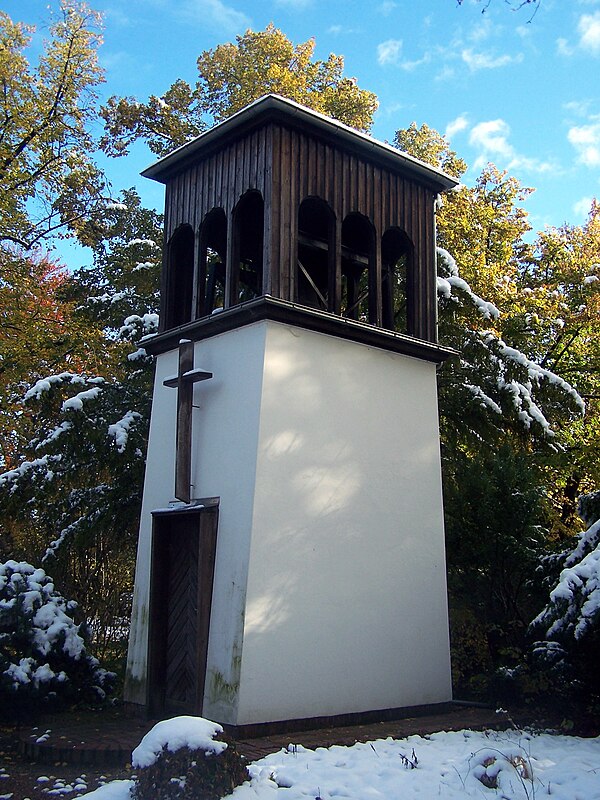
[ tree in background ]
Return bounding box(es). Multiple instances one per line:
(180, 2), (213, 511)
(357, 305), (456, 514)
(434, 234), (585, 693)
(394, 121), (596, 695)
(518, 205), (600, 532)
(1, 253), (81, 466)
(394, 122), (467, 180)
(0, 0), (116, 509)
(0, 340), (153, 664)
(528, 490), (600, 710)
(0, 5), (597, 701)
(100, 24), (378, 158)
(0, 1), (162, 668)
(0, 191), (162, 665)
(65, 189), (163, 335)
(0, 1), (107, 251)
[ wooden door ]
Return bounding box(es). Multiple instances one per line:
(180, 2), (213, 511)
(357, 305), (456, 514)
(148, 506), (218, 716)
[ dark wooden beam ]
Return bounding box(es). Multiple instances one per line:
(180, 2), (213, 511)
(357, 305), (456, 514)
(163, 340), (213, 504)
(298, 232), (370, 267)
(148, 296), (457, 364)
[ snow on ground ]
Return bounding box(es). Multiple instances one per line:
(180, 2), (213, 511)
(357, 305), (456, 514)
(79, 722), (600, 800)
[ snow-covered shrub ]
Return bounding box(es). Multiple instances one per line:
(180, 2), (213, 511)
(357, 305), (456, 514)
(0, 560), (115, 718)
(528, 490), (600, 703)
(470, 746), (532, 791)
(0, 367), (150, 671)
(132, 716), (248, 800)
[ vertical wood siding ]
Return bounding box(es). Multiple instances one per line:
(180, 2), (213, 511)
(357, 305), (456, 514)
(162, 120), (439, 343)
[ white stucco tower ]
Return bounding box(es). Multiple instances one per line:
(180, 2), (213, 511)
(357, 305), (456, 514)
(125, 95), (457, 732)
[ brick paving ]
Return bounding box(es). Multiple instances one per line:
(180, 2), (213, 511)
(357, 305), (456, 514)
(16, 709), (157, 767)
(16, 704), (523, 767)
(235, 705), (526, 761)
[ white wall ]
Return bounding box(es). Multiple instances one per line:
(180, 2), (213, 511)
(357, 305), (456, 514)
(185, 324), (268, 723)
(126, 320), (452, 724)
(236, 323), (452, 723)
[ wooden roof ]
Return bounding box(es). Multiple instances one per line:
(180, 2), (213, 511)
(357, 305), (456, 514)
(141, 94), (458, 193)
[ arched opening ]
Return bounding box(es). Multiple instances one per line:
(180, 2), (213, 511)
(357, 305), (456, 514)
(198, 208), (227, 317)
(297, 197), (336, 311)
(381, 228), (413, 334)
(166, 224), (195, 329)
(231, 191), (264, 305)
(341, 213), (375, 323)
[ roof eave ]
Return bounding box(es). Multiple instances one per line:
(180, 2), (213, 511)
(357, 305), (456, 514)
(140, 94), (458, 192)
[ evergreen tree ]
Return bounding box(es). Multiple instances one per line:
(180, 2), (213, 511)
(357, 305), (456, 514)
(0, 7), (594, 697)
(0, 250), (107, 471)
(0, 190), (162, 659)
(396, 122), (591, 692)
(526, 491), (600, 706)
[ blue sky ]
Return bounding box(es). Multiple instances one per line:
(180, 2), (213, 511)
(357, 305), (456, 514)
(6, 0), (600, 266)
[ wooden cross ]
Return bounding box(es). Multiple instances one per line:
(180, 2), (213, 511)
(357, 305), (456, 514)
(163, 339), (212, 504)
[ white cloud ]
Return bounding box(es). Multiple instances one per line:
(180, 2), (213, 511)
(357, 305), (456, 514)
(461, 48), (523, 71)
(468, 118), (555, 174)
(104, 7), (132, 28)
(445, 115), (469, 140)
(378, 0), (397, 15)
(559, 11), (600, 57)
(377, 100), (405, 120)
(435, 64), (456, 82)
(469, 119), (514, 162)
(578, 11), (600, 54)
(568, 118), (600, 166)
(180, 0), (250, 34)
(399, 51), (432, 72)
(328, 24), (360, 36)
(100, 50), (133, 72)
(557, 37), (574, 56)
(468, 17), (493, 43)
(275, 0), (313, 7)
(564, 99), (593, 117)
(573, 196), (595, 218)
(377, 39), (402, 66)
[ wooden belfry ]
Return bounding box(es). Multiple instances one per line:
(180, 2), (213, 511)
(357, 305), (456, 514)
(125, 95), (457, 731)
(148, 94), (455, 351)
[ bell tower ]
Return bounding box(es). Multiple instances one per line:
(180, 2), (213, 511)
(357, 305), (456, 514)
(125, 95), (458, 731)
